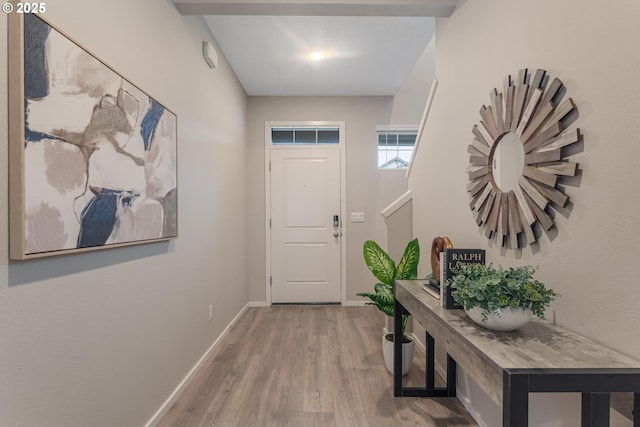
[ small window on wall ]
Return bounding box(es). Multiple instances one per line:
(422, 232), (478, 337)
(378, 128), (417, 169)
(272, 126), (340, 145)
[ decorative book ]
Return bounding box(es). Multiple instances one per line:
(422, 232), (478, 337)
(441, 248), (486, 309)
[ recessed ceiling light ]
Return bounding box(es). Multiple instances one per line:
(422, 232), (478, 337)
(309, 52), (326, 61)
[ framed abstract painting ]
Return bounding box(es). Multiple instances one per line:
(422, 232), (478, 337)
(8, 13), (178, 259)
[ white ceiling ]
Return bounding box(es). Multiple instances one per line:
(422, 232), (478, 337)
(203, 15), (435, 96)
(173, 0), (458, 17)
(172, 1), (457, 96)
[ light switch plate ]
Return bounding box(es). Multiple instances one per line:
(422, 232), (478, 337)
(351, 212), (365, 223)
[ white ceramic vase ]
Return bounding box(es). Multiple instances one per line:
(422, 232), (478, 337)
(382, 333), (415, 376)
(465, 306), (533, 332)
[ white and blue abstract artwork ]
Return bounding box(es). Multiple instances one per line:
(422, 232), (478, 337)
(9, 14), (177, 259)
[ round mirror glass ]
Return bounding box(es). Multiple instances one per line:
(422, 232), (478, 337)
(491, 132), (525, 192)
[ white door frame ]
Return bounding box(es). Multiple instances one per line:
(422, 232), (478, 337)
(264, 121), (347, 306)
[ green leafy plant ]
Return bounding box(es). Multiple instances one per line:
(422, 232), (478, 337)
(357, 239), (419, 340)
(448, 263), (558, 320)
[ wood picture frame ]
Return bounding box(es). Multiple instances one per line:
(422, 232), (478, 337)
(8, 13), (178, 260)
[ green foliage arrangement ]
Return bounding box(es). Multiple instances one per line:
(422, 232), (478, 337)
(357, 239), (419, 338)
(448, 263), (558, 320)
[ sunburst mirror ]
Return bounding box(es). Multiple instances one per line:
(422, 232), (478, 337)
(467, 68), (582, 248)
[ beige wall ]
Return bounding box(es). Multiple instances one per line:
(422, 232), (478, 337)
(390, 35), (436, 126)
(0, 2), (248, 426)
(247, 96), (410, 302)
(409, 0), (640, 424)
(385, 200), (414, 263)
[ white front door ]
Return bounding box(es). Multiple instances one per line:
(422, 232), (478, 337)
(270, 147), (342, 303)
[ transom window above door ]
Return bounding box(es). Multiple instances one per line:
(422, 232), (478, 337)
(271, 126), (340, 145)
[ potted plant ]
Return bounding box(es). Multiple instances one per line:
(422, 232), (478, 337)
(357, 238), (419, 375)
(449, 263), (559, 331)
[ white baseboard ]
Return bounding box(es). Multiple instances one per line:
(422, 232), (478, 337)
(247, 301), (267, 307)
(144, 302), (252, 427)
(411, 331), (425, 351)
(456, 390), (489, 427)
(343, 300), (368, 306)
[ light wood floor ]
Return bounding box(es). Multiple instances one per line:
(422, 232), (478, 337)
(157, 305), (477, 427)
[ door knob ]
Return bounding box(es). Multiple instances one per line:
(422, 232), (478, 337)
(333, 231), (340, 238)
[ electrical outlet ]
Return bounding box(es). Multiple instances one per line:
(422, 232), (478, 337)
(208, 304), (213, 321)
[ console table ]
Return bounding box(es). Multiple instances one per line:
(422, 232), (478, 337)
(394, 280), (640, 427)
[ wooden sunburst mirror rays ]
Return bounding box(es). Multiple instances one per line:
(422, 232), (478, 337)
(467, 68), (581, 248)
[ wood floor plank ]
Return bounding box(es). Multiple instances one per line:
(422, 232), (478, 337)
(157, 306), (477, 427)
